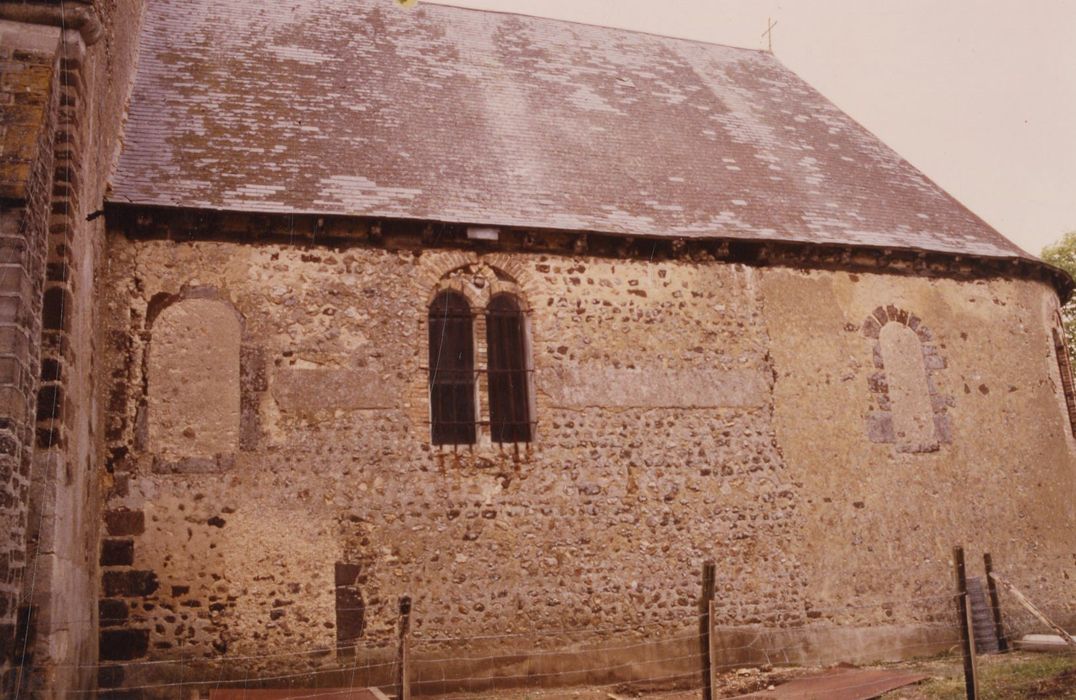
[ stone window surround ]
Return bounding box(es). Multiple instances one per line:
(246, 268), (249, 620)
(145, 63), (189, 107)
(141, 285), (265, 473)
(861, 304), (953, 452)
(423, 263), (537, 450)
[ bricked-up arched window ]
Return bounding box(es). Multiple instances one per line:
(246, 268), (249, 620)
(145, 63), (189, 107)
(486, 294), (532, 443)
(1052, 326), (1076, 437)
(428, 291), (476, 445)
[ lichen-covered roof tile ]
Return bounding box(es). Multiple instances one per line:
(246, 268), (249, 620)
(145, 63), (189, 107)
(110, 0), (1030, 260)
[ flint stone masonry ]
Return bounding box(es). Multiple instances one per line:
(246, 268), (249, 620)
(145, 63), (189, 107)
(0, 19), (60, 696)
(95, 233), (1076, 693)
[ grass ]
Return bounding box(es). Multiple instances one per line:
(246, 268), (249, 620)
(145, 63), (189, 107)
(890, 652), (1076, 699)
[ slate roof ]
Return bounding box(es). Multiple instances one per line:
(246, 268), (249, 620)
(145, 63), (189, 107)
(110, 0), (1031, 261)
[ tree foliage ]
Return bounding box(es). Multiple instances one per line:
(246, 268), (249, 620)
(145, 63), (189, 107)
(1041, 231), (1076, 363)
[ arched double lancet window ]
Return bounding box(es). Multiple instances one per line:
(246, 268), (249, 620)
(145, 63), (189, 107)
(428, 291), (476, 445)
(486, 294), (532, 443)
(426, 263), (535, 446)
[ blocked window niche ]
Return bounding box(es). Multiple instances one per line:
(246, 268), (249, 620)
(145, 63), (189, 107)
(148, 296), (241, 471)
(862, 305), (952, 453)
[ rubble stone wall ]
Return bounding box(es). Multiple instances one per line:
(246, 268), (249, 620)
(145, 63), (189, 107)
(0, 20), (61, 696)
(95, 231), (1076, 694)
(0, 1), (145, 696)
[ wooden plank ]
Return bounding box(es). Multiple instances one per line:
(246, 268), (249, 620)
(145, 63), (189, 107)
(983, 554), (1009, 652)
(211, 690), (383, 699)
(990, 572), (1076, 647)
(737, 668), (928, 699)
(397, 595), (412, 700)
(701, 560), (715, 700)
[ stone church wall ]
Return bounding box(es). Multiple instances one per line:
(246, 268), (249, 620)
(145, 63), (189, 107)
(763, 268), (1076, 625)
(94, 229), (1076, 693)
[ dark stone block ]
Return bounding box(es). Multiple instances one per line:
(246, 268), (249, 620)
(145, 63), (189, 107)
(0, 622), (14, 660)
(100, 539), (134, 567)
(36, 384), (62, 421)
(335, 585), (365, 646)
(97, 665), (125, 688)
(99, 628), (149, 660)
(36, 425), (64, 449)
(40, 358), (61, 382)
(99, 688), (145, 699)
(42, 286), (72, 332)
(241, 344), (268, 392)
(98, 599), (128, 627)
(103, 570), (158, 597)
(334, 562), (361, 587)
(104, 508), (144, 536)
(107, 383), (127, 412)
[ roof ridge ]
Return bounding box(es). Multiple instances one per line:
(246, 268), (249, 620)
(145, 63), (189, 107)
(421, 1), (770, 55)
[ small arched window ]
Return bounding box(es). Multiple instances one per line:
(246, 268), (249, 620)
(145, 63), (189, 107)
(486, 294), (532, 443)
(428, 291), (476, 445)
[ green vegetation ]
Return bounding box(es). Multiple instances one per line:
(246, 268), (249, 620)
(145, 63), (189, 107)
(907, 652), (1076, 699)
(1042, 232), (1076, 364)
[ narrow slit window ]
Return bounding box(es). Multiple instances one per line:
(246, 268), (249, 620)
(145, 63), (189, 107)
(486, 294), (532, 443)
(428, 291), (476, 445)
(1053, 327), (1076, 437)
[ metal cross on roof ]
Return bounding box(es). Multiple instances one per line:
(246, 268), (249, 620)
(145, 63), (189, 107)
(762, 17), (778, 52)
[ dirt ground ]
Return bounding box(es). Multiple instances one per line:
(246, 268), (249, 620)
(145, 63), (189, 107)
(433, 651), (1076, 699)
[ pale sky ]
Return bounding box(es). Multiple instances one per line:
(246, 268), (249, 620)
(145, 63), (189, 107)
(427, 0), (1076, 256)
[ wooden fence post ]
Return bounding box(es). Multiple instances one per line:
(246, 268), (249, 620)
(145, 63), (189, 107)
(701, 560), (715, 700)
(953, 547), (979, 700)
(397, 595), (412, 700)
(983, 553), (1008, 652)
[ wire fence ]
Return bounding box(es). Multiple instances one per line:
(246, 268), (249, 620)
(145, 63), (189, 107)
(9, 551), (1066, 698)
(70, 576), (974, 698)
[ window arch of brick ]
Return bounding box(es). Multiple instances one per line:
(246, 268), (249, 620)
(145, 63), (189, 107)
(486, 293), (533, 444)
(428, 290), (476, 445)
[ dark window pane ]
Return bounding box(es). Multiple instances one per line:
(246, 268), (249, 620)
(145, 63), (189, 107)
(487, 294), (532, 443)
(429, 291), (475, 445)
